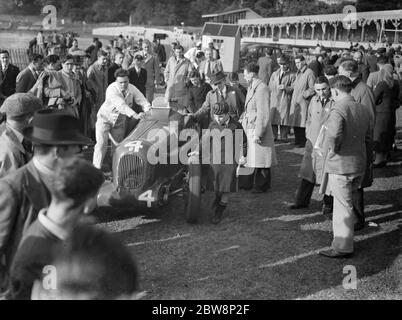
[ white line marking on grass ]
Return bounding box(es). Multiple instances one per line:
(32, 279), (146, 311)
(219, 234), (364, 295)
(367, 211), (402, 222)
(300, 221), (332, 232)
(257, 218), (402, 269)
(262, 205), (396, 223)
(299, 211), (402, 233)
(263, 212), (322, 222)
(195, 277), (211, 281)
(365, 204), (394, 212)
(258, 247), (333, 268)
(216, 245), (240, 252)
(126, 233), (191, 247)
(97, 216), (161, 233)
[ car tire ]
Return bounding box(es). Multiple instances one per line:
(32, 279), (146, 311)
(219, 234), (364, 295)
(185, 160), (201, 224)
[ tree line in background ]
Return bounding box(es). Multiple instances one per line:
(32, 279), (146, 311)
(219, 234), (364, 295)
(0, 0), (401, 26)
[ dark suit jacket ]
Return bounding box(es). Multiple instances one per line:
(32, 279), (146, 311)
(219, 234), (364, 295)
(0, 161), (50, 271)
(0, 64), (20, 99)
(357, 63), (370, 84)
(16, 67), (38, 93)
(308, 59), (324, 78)
(107, 63), (121, 86)
(128, 67), (147, 97)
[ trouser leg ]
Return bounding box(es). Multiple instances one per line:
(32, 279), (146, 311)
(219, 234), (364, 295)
(279, 125), (289, 140)
(295, 179), (315, 207)
(329, 174), (357, 253)
(253, 168), (271, 191)
(93, 120), (111, 169)
(220, 192), (229, 205)
(294, 127), (306, 146)
(146, 85), (154, 103)
(323, 194), (334, 210)
(272, 125), (278, 140)
(353, 188), (365, 226)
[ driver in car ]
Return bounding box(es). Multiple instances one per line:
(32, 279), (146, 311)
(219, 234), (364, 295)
(93, 68), (151, 170)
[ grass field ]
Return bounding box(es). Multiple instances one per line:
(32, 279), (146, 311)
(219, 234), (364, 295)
(94, 108), (402, 300)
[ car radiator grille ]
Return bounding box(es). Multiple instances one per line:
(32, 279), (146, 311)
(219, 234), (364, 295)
(118, 154), (145, 189)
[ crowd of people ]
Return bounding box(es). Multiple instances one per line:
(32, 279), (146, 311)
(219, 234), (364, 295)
(0, 34), (401, 298)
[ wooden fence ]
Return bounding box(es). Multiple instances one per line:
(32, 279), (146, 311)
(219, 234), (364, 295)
(8, 49), (30, 70)
(8, 45), (69, 70)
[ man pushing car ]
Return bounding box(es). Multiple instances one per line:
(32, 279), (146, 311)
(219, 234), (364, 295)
(93, 68), (151, 170)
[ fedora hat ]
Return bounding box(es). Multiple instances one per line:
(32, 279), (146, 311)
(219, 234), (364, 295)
(210, 71), (227, 85)
(23, 109), (93, 145)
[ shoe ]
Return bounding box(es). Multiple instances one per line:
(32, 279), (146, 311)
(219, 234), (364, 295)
(318, 249), (353, 259)
(211, 203), (226, 224)
(289, 204), (308, 210)
(354, 222), (365, 231)
(373, 161), (387, 168)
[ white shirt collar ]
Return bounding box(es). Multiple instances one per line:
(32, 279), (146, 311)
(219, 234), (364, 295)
(29, 63), (37, 74)
(219, 85), (227, 98)
(38, 209), (69, 241)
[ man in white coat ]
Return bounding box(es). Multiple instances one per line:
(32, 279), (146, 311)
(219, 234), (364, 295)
(164, 45), (193, 106)
(242, 62), (277, 193)
(289, 55), (316, 147)
(93, 69), (151, 170)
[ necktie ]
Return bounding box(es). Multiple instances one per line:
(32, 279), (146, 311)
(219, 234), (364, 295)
(279, 71), (283, 83)
(206, 62), (212, 77)
(22, 138), (33, 162)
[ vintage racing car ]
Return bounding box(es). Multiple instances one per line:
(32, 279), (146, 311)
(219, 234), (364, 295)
(97, 105), (202, 223)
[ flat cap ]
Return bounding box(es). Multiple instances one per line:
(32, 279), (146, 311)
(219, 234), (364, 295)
(0, 93), (43, 119)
